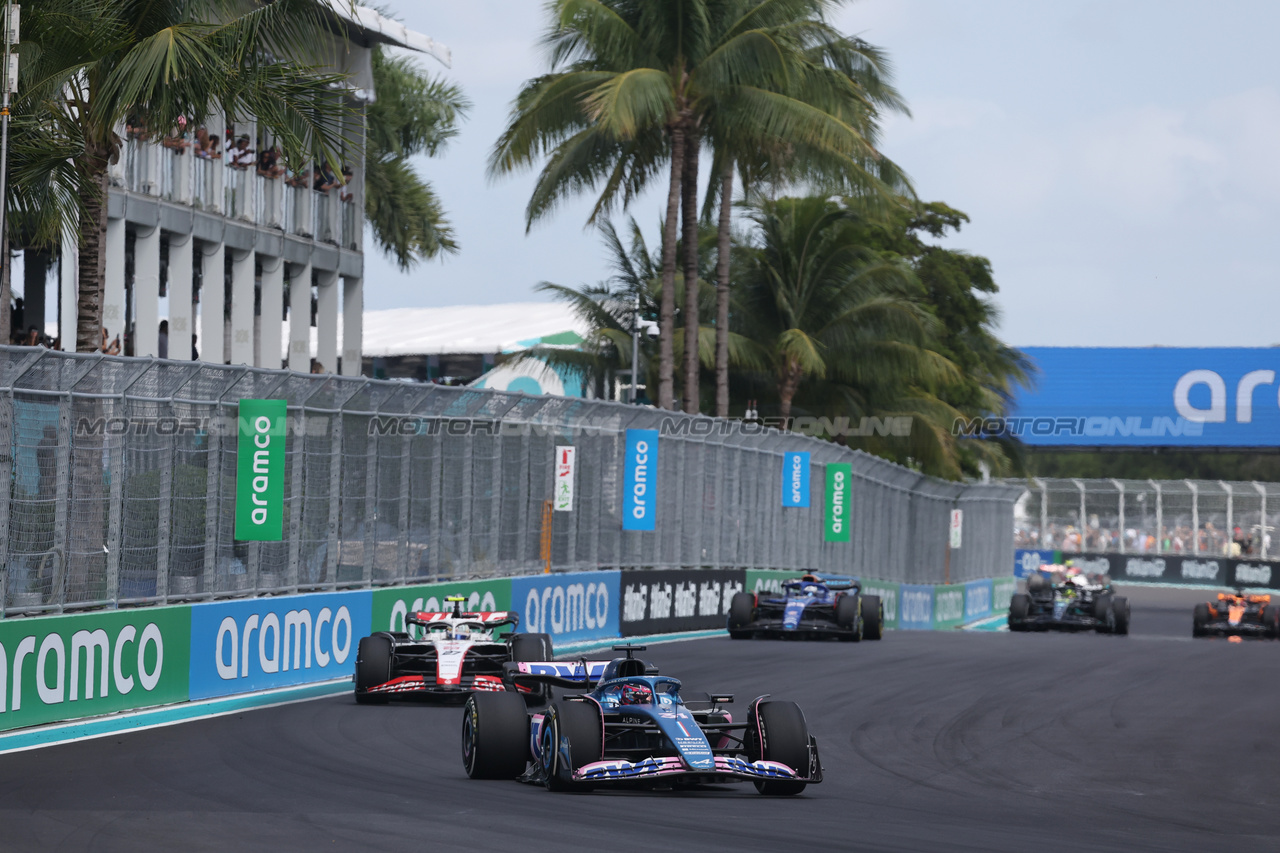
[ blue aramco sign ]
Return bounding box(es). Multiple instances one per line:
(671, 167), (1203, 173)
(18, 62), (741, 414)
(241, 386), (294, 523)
(781, 452), (810, 507)
(998, 348), (1280, 447)
(623, 429), (659, 531)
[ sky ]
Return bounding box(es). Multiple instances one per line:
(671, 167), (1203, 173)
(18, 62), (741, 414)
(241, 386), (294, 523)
(366, 0), (1280, 347)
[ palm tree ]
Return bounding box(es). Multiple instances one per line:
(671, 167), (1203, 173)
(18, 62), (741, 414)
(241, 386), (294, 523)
(492, 0), (889, 411)
(13, 0), (354, 352)
(364, 45), (470, 268)
(519, 216), (754, 401)
(703, 21), (912, 416)
(734, 195), (957, 420)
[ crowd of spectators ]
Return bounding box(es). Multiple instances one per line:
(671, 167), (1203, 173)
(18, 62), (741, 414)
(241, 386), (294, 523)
(1016, 520), (1275, 556)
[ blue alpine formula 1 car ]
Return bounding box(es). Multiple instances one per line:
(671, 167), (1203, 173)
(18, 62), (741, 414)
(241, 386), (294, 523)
(461, 646), (823, 795)
(726, 574), (883, 640)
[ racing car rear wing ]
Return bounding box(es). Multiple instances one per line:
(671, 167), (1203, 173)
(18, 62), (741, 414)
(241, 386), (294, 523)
(407, 610), (519, 628)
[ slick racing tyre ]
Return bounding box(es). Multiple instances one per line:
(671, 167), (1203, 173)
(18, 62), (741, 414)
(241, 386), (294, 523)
(540, 701), (602, 792)
(1008, 593), (1031, 632)
(861, 595), (883, 641)
(354, 634), (393, 704)
(1093, 594), (1114, 633)
(728, 592), (756, 640)
(748, 700), (810, 796)
(1110, 596), (1130, 636)
(1264, 605), (1280, 639)
(510, 632), (555, 705)
(1192, 602), (1210, 638)
(836, 593), (863, 642)
(462, 692), (531, 779)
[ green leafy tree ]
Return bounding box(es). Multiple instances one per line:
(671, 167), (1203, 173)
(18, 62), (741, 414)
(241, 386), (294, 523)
(364, 46), (469, 268)
(11, 0), (354, 352)
(492, 0), (894, 412)
(733, 195), (981, 476)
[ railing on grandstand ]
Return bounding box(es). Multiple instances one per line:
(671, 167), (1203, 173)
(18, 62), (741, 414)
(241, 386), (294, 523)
(0, 347), (1019, 617)
(1007, 477), (1280, 559)
(340, 198), (358, 250)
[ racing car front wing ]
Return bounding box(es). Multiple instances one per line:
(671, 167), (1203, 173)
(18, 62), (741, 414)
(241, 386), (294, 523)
(570, 741), (823, 785)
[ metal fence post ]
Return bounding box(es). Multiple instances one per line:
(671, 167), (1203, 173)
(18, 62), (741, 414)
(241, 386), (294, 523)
(286, 408), (305, 593)
(1186, 480), (1199, 555)
(1254, 481), (1267, 559)
(1150, 480), (1163, 553)
(363, 414), (378, 586)
(325, 413), (342, 585)
(1220, 481), (1233, 551)
(1109, 479), (1125, 554)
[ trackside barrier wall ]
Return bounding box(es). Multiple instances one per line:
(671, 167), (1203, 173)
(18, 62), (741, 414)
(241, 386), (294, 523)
(1, 567), (1019, 734)
(0, 346), (1019, 618)
(743, 569), (1014, 631)
(1015, 548), (1280, 589)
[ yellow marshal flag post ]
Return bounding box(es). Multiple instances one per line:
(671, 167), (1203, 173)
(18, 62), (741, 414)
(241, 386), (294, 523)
(235, 399), (286, 541)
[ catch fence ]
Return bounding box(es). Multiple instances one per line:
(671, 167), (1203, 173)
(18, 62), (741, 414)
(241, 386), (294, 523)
(0, 347), (1019, 616)
(1010, 478), (1280, 559)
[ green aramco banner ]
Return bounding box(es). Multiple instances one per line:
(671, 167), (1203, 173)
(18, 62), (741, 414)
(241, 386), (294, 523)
(235, 399), (286, 541)
(825, 463), (851, 543)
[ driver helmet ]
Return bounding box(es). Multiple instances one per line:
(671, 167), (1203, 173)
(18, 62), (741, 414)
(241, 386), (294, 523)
(801, 573), (818, 582)
(619, 683), (653, 705)
(449, 624), (471, 641)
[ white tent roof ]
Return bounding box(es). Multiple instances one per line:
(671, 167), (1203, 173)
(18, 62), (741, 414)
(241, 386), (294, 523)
(360, 302), (590, 357)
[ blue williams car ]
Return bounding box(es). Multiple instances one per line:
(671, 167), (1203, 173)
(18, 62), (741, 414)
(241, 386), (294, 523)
(461, 646), (823, 795)
(726, 574), (883, 641)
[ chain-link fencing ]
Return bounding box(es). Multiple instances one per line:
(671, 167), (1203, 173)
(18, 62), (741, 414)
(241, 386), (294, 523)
(1009, 477), (1280, 559)
(0, 347), (1020, 615)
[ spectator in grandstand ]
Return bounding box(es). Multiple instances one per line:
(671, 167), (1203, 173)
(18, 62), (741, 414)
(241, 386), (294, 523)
(229, 135), (255, 169)
(257, 145), (284, 179)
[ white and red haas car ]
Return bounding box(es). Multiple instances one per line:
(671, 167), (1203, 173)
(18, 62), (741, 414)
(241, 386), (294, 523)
(354, 596), (553, 704)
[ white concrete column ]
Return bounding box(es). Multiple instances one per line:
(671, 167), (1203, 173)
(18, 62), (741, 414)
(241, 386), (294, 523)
(341, 275), (362, 376)
(199, 242), (225, 364)
(133, 226), (161, 356)
(166, 233), (194, 360)
(259, 255), (284, 369)
(315, 268), (338, 374)
(102, 218), (127, 347)
(59, 225), (78, 350)
(228, 249), (255, 366)
(288, 262), (311, 372)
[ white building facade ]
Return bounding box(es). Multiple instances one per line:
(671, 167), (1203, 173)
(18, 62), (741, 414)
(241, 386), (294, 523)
(43, 5), (447, 375)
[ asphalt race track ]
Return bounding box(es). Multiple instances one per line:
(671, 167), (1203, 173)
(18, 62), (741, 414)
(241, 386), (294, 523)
(4, 585), (1280, 852)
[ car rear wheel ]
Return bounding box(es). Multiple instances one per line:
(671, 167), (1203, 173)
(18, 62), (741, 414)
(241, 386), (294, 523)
(1192, 602), (1210, 637)
(354, 635), (393, 704)
(510, 633), (554, 705)
(748, 700), (810, 796)
(1008, 593), (1031, 631)
(1092, 594), (1114, 633)
(1263, 605), (1280, 639)
(836, 593), (862, 642)
(728, 592), (756, 640)
(541, 701), (602, 792)
(1111, 596), (1130, 635)
(462, 692), (531, 779)
(862, 594), (884, 641)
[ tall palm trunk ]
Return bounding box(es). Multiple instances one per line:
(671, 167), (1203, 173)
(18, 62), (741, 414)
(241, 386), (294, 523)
(658, 123), (685, 410)
(0, 233), (10, 345)
(76, 152), (111, 353)
(778, 359), (802, 427)
(681, 134), (700, 414)
(713, 159), (733, 418)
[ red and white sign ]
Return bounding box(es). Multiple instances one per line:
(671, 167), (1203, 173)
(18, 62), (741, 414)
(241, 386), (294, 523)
(554, 445), (576, 511)
(950, 509), (963, 549)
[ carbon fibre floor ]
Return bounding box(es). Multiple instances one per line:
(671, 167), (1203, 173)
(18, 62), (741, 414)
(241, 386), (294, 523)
(2, 585), (1277, 852)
